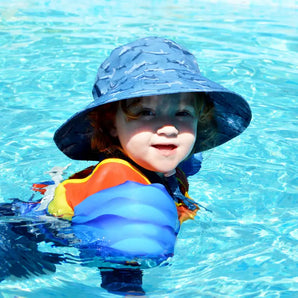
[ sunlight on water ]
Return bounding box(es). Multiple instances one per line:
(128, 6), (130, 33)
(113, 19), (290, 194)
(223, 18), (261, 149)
(0, 0), (297, 296)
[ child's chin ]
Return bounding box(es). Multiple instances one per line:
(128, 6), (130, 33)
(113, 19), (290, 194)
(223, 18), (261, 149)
(136, 159), (178, 175)
(154, 167), (177, 176)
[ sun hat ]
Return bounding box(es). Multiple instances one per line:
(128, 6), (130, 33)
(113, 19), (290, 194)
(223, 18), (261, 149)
(54, 36), (251, 161)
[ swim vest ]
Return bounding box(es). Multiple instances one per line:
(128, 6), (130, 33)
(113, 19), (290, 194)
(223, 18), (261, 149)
(47, 158), (198, 223)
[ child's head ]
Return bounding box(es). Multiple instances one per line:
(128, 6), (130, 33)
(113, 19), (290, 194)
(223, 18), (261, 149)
(54, 37), (251, 164)
(89, 92), (214, 175)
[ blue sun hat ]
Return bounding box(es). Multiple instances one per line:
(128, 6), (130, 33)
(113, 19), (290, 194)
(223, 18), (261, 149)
(54, 36), (251, 161)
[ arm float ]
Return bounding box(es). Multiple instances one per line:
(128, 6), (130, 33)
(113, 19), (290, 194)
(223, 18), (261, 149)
(71, 181), (180, 266)
(8, 181), (180, 267)
(44, 158), (179, 265)
(47, 158), (150, 220)
(24, 157), (200, 266)
(47, 158), (198, 223)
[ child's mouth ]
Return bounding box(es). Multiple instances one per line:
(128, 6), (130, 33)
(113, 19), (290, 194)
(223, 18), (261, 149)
(152, 144), (177, 152)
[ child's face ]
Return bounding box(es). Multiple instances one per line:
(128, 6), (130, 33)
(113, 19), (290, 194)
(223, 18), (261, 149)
(113, 93), (198, 176)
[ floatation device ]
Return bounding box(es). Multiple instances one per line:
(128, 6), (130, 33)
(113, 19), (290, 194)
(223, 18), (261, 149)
(10, 181), (179, 267)
(71, 181), (179, 266)
(32, 181), (55, 195)
(47, 158), (151, 220)
(28, 157), (200, 267)
(47, 158), (199, 223)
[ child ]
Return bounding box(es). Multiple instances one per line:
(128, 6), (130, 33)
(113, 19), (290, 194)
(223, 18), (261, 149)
(45, 36), (251, 294)
(2, 37), (251, 294)
(48, 36), (251, 223)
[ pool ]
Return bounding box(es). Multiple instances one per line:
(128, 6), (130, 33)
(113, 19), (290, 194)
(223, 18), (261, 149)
(0, 0), (297, 296)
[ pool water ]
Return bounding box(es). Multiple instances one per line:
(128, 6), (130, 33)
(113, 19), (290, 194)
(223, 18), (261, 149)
(0, 0), (297, 297)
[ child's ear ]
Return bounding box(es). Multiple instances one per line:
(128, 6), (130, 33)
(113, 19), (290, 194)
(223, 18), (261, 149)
(110, 126), (118, 137)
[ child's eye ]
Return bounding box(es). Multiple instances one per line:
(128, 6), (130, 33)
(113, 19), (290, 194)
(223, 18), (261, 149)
(176, 110), (194, 118)
(139, 109), (155, 117)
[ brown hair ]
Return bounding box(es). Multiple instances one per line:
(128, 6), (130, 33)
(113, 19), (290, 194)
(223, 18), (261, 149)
(89, 101), (121, 156)
(88, 93), (217, 157)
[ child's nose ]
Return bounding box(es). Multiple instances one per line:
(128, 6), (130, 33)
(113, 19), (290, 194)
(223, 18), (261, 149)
(156, 125), (178, 137)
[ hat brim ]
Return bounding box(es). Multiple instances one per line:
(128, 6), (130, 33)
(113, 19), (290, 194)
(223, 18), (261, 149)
(54, 71), (251, 161)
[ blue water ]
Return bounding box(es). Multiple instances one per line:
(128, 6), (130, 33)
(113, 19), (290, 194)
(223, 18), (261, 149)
(0, 0), (297, 297)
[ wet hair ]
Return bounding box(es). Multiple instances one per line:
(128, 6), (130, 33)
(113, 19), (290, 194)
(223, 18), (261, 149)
(88, 93), (217, 157)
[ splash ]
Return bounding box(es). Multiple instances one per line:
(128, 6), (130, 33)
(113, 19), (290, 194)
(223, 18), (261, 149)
(36, 164), (71, 211)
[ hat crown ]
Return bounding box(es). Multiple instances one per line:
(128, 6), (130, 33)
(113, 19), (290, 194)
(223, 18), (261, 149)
(92, 37), (200, 101)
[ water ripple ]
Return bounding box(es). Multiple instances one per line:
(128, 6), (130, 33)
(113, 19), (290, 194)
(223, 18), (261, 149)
(0, 0), (297, 296)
